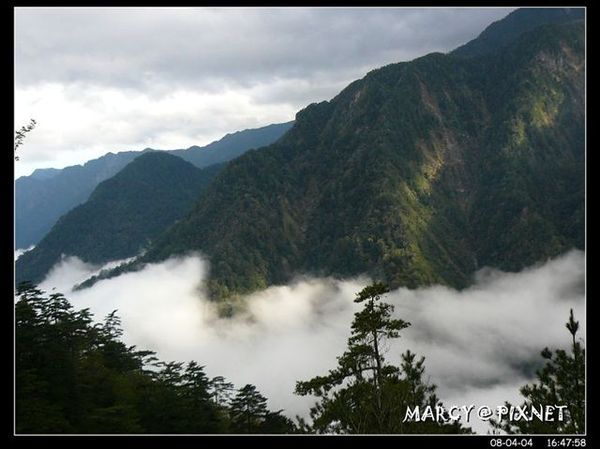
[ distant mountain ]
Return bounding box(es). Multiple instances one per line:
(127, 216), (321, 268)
(29, 168), (61, 180)
(16, 150), (145, 250)
(15, 121), (294, 249)
(89, 10), (584, 300)
(452, 7), (584, 58)
(172, 121), (294, 168)
(15, 152), (223, 285)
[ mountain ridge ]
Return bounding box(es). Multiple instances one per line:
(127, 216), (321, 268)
(16, 121), (293, 249)
(452, 7), (584, 58)
(15, 152), (225, 284)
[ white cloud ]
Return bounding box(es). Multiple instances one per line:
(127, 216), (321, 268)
(14, 82), (297, 177)
(37, 249), (585, 434)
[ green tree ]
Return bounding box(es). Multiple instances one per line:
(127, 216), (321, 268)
(229, 384), (269, 433)
(180, 362), (223, 432)
(229, 384), (295, 434)
(15, 284), (228, 434)
(491, 309), (585, 434)
(295, 282), (469, 434)
(208, 375), (235, 407)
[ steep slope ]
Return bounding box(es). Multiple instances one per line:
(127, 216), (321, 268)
(452, 7), (584, 58)
(15, 121), (293, 249)
(109, 17), (583, 300)
(16, 150), (143, 249)
(466, 22), (585, 270)
(15, 152), (223, 284)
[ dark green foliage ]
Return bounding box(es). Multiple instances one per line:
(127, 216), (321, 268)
(123, 16), (584, 300)
(15, 284), (295, 434)
(15, 153), (223, 285)
(295, 283), (469, 434)
(229, 384), (295, 434)
(452, 7), (584, 58)
(490, 309), (585, 434)
(15, 122), (293, 249)
(16, 150), (143, 250)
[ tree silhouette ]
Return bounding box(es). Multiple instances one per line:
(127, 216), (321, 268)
(491, 309), (585, 434)
(295, 282), (469, 434)
(15, 284), (294, 434)
(14, 118), (37, 161)
(229, 384), (269, 433)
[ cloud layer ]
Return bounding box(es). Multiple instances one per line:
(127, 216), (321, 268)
(16, 8), (515, 89)
(38, 249), (585, 433)
(14, 7), (514, 176)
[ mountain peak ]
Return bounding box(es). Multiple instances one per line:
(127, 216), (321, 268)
(452, 7), (584, 58)
(15, 153), (224, 285)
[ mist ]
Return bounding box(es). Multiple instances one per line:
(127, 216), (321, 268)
(36, 250), (585, 434)
(14, 245), (35, 260)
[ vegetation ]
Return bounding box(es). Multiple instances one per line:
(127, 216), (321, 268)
(452, 7), (583, 58)
(15, 282), (294, 434)
(295, 283), (470, 434)
(491, 309), (585, 434)
(15, 281), (584, 434)
(16, 150), (145, 250)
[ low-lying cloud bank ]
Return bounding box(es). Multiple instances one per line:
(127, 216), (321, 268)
(37, 250), (585, 434)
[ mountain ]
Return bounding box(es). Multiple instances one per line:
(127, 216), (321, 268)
(29, 168), (61, 180)
(81, 9), (583, 300)
(16, 150), (144, 250)
(452, 7), (584, 58)
(172, 121), (294, 168)
(15, 152), (223, 285)
(15, 121), (293, 249)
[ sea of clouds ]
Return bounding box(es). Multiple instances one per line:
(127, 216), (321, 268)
(30, 249), (585, 434)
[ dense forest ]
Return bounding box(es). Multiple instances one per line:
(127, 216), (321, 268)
(15, 282), (584, 434)
(15, 282), (295, 434)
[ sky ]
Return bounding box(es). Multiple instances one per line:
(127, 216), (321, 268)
(36, 249), (585, 434)
(14, 7), (515, 178)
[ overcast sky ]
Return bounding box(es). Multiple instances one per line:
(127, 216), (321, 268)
(14, 7), (515, 178)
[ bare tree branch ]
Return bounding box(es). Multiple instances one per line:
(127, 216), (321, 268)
(14, 118), (37, 161)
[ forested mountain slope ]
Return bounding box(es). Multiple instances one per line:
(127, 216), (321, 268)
(126, 18), (584, 299)
(16, 122), (293, 249)
(16, 152), (223, 284)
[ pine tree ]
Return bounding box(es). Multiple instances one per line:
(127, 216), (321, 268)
(295, 283), (468, 434)
(229, 384), (269, 433)
(208, 375), (235, 408)
(15, 284), (228, 434)
(491, 309), (585, 434)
